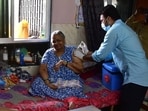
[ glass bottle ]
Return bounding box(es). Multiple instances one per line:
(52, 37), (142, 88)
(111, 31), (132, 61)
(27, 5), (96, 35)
(3, 46), (8, 63)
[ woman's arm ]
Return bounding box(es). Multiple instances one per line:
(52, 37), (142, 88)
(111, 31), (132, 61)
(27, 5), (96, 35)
(39, 64), (58, 90)
(39, 64), (49, 81)
(54, 54), (84, 74)
(65, 53), (84, 74)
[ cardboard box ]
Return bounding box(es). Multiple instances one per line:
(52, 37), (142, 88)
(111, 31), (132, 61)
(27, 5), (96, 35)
(102, 62), (123, 91)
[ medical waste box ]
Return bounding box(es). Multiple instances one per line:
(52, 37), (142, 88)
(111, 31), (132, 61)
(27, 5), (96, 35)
(102, 62), (123, 91)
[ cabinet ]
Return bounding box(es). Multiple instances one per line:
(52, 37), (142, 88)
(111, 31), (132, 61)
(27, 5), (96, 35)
(0, 0), (52, 68)
(0, 42), (49, 67)
(14, 65), (40, 76)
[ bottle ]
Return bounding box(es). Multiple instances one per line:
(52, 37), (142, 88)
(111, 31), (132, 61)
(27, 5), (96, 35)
(33, 53), (39, 64)
(3, 46), (8, 63)
(20, 52), (25, 66)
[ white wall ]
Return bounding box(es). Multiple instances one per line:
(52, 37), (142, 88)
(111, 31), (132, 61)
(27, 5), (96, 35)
(51, 0), (86, 46)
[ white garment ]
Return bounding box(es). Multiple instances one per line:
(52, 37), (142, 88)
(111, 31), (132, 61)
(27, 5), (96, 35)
(54, 78), (82, 88)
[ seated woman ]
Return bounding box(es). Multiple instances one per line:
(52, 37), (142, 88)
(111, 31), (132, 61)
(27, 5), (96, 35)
(29, 30), (87, 101)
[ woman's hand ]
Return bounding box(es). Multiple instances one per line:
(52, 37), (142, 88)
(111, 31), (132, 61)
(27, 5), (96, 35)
(45, 80), (58, 90)
(47, 83), (58, 90)
(54, 60), (67, 71)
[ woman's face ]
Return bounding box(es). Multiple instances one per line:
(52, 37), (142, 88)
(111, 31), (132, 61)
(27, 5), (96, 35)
(51, 34), (65, 50)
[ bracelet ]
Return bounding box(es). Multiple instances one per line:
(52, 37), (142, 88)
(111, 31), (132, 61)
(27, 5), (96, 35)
(65, 61), (68, 67)
(43, 79), (51, 84)
(43, 78), (49, 82)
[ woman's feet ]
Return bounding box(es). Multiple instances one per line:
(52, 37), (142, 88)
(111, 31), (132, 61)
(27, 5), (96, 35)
(0, 107), (18, 111)
(69, 101), (76, 110)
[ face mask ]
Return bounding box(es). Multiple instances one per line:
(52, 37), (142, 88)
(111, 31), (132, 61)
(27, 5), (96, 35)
(101, 22), (110, 31)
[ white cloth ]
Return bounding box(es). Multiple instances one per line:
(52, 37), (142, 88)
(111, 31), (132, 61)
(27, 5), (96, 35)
(54, 78), (82, 88)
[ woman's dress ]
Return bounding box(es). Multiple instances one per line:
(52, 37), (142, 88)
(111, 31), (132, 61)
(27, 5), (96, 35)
(29, 46), (86, 100)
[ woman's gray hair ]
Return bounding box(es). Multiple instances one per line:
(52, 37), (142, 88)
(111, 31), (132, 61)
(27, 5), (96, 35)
(51, 30), (65, 39)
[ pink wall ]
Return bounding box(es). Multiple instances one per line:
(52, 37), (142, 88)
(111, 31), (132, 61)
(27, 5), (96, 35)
(52, 0), (76, 24)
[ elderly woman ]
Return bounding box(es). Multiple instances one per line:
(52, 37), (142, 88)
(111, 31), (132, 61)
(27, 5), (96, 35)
(29, 30), (86, 100)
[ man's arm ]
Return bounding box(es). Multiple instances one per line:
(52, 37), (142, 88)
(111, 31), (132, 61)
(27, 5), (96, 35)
(83, 51), (95, 61)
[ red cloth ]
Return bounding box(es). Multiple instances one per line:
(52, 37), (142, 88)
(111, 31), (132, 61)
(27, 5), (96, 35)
(3, 100), (68, 111)
(80, 66), (101, 79)
(65, 89), (120, 109)
(3, 89), (120, 111)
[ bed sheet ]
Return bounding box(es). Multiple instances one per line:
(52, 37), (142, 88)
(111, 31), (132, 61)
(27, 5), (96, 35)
(0, 75), (120, 111)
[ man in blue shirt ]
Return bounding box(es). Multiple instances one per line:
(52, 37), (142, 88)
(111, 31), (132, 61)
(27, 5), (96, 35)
(82, 5), (148, 111)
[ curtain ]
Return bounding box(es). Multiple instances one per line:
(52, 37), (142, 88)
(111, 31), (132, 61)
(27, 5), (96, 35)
(19, 0), (44, 37)
(81, 0), (106, 51)
(116, 0), (137, 22)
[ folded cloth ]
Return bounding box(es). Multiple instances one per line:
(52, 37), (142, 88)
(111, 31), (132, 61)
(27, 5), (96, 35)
(54, 78), (82, 88)
(77, 41), (89, 55)
(74, 41), (89, 59)
(74, 41), (97, 67)
(73, 48), (85, 60)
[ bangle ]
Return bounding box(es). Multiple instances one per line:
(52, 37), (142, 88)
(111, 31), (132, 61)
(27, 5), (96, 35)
(44, 79), (51, 85)
(44, 79), (51, 84)
(43, 78), (49, 82)
(65, 61), (68, 67)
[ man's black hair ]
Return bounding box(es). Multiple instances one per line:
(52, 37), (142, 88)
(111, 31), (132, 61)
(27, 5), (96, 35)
(101, 5), (121, 20)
